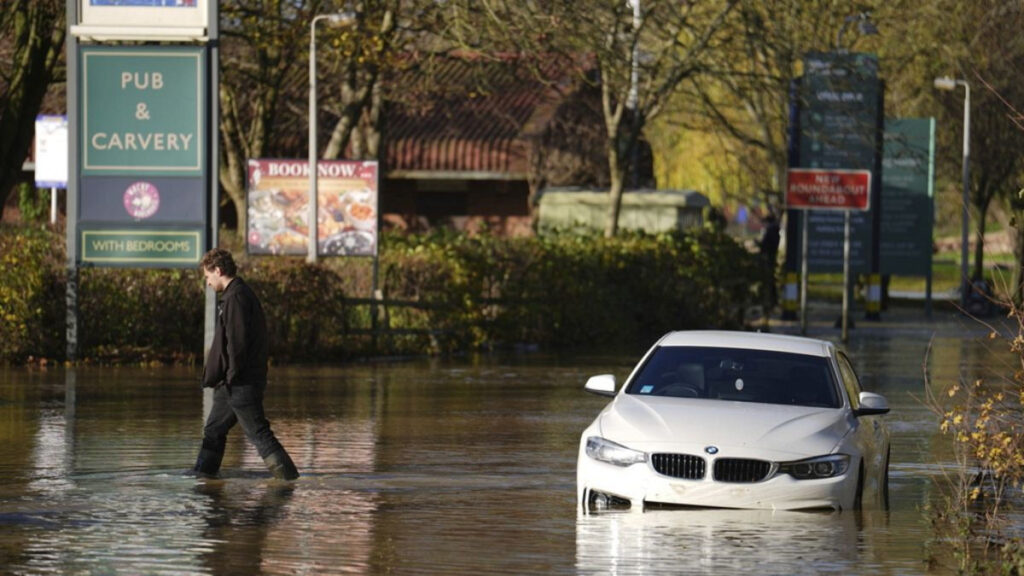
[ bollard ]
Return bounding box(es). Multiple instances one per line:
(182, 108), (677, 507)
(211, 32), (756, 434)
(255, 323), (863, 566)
(782, 272), (799, 320)
(865, 273), (881, 320)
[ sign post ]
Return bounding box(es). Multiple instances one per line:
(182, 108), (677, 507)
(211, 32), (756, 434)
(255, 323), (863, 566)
(35, 115), (68, 223)
(788, 52), (883, 336)
(67, 0), (216, 360)
(787, 168), (872, 340)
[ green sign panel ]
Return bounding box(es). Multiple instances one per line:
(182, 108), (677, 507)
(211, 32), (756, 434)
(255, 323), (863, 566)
(880, 118), (935, 276)
(80, 46), (205, 176)
(81, 230), (202, 265)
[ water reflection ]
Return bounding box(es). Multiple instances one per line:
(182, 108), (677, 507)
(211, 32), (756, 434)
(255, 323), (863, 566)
(575, 509), (892, 575)
(195, 481), (296, 574)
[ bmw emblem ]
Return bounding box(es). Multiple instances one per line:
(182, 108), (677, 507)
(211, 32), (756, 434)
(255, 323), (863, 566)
(704, 446), (719, 455)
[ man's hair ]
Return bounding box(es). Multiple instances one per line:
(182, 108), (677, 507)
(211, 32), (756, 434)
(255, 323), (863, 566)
(200, 248), (237, 277)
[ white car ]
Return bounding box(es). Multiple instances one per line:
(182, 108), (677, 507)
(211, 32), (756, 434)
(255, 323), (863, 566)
(577, 331), (890, 513)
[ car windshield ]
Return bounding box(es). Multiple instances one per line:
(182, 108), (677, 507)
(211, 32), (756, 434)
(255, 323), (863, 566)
(625, 346), (841, 408)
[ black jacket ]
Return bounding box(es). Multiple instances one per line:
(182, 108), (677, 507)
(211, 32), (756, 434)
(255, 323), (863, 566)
(202, 277), (269, 387)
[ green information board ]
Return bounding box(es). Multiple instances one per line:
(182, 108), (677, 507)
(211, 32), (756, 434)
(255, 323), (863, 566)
(795, 52), (881, 273)
(880, 118), (935, 276)
(80, 46), (205, 176)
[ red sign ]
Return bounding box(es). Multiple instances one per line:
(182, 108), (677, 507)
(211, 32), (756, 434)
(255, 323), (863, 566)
(786, 169), (871, 211)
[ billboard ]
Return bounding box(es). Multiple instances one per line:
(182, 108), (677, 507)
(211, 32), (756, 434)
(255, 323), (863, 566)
(247, 159), (379, 257)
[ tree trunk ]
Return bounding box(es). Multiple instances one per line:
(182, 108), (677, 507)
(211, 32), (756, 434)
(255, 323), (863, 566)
(217, 85), (249, 241)
(604, 162), (626, 238)
(1015, 209), (1024, 306)
(0, 0), (66, 212)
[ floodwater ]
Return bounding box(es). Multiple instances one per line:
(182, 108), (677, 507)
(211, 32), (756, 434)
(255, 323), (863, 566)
(0, 316), (1012, 575)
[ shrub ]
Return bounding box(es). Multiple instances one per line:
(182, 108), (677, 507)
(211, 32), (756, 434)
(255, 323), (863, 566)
(0, 225), (65, 361)
(926, 304), (1024, 573)
(0, 225), (761, 363)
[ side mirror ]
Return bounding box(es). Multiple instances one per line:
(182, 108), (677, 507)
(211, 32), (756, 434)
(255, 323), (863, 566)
(584, 374), (617, 397)
(854, 391), (890, 416)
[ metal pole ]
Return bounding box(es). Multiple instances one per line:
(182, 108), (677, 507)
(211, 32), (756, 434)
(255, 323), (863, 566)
(960, 81), (971, 310)
(308, 15), (322, 265)
(65, 0), (79, 362)
(50, 187), (57, 224)
(628, 0), (641, 188)
(204, 0), (221, 424)
(841, 210), (851, 342)
(800, 210), (809, 335)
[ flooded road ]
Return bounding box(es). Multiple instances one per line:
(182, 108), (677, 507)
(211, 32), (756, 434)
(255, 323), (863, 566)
(0, 318), (1010, 575)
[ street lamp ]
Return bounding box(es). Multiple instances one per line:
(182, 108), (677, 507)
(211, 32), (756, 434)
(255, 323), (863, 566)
(309, 12), (356, 264)
(933, 76), (971, 309)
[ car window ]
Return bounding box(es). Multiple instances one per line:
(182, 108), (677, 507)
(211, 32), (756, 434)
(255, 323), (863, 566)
(836, 352), (862, 410)
(626, 346), (840, 408)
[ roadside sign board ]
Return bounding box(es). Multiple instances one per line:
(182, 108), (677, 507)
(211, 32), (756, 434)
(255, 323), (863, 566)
(74, 0), (208, 40)
(786, 169), (871, 211)
(791, 52), (882, 273)
(79, 229), (203, 264)
(880, 118), (935, 276)
(34, 115), (68, 188)
(80, 46), (204, 176)
(75, 45), (209, 268)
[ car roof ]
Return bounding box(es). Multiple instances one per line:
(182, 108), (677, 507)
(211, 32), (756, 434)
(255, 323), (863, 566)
(655, 330), (834, 358)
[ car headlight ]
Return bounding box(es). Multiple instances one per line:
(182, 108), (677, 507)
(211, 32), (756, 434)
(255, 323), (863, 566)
(778, 454), (850, 479)
(585, 436), (647, 467)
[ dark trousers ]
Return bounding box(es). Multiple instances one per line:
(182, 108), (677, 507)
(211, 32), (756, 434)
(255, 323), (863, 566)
(201, 382), (284, 460)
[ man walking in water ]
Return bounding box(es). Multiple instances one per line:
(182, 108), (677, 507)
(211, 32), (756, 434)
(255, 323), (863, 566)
(193, 248), (299, 480)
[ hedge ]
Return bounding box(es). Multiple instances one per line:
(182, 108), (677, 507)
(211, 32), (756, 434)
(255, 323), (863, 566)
(0, 225), (762, 364)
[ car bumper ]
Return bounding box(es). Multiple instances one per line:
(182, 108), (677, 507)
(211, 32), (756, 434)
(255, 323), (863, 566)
(577, 454), (857, 512)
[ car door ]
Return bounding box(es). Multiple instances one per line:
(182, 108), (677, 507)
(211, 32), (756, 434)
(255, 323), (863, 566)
(835, 352), (887, 488)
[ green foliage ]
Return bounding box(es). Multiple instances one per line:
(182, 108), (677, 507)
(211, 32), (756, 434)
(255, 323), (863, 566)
(0, 226), (761, 364)
(77, 267), (206, 363)
(926, 306), (1024, 572)
(17, 184), (48, 223)
(0, 225), (65, 361)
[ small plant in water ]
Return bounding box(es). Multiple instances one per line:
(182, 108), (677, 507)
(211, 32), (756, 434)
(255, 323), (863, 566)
(925, 300), (1024, 574)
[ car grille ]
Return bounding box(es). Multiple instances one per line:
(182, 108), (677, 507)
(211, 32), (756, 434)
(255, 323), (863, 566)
(650, 453), (706, 480)
(713, 458), (772, 483)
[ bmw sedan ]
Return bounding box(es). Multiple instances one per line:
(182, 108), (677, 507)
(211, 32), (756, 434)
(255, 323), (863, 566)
(577, 331), (890, 513)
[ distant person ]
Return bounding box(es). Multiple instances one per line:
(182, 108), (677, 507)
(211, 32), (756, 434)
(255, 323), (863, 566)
(758, 213), (781, 310)
(193, 248), (299, 480)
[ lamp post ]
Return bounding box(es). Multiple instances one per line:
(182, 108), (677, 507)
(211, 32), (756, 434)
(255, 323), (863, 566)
(933, 76), (970, 309)
(309, 12), (355, 264)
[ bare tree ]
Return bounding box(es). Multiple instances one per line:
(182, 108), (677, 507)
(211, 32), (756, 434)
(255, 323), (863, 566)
(218, 0), (330, 238)
(446, 0), (738, 237)
(910, 0), (1024, 284)
(677, 0), (873, 215)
